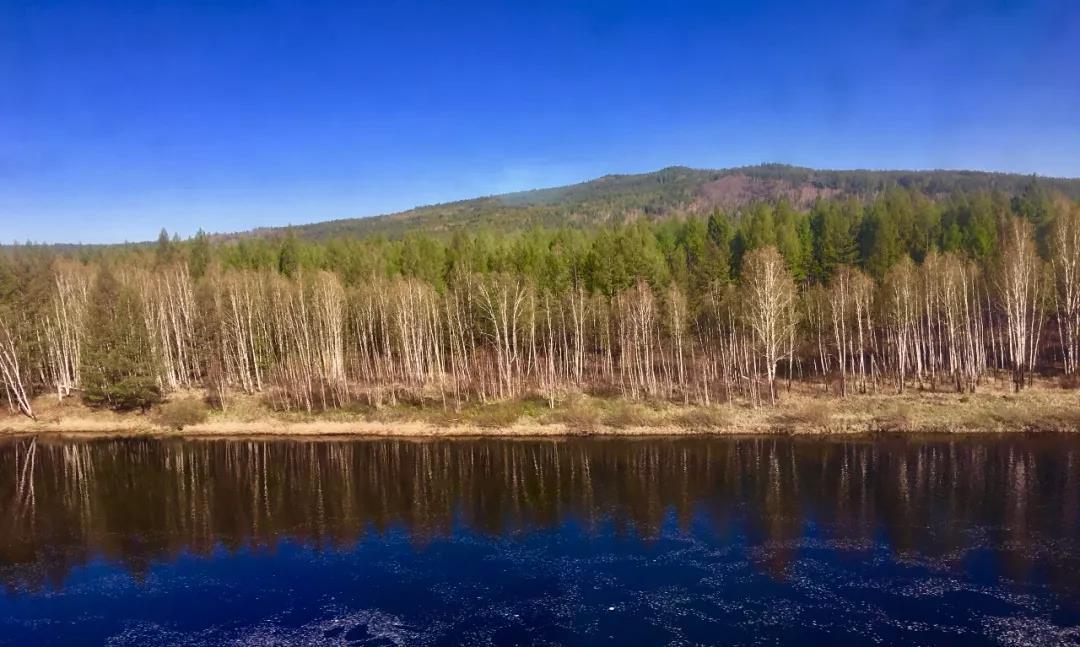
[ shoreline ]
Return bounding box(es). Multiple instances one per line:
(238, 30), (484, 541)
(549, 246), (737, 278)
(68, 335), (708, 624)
(1, 422), (1075, 441)
(3, 383), (1078, 439)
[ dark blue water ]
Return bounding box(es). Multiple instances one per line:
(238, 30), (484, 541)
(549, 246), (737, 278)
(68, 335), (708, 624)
(1, 435), (1079, 645)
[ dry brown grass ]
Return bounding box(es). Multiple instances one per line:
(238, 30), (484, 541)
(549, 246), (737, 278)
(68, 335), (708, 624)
(872, 403), (913, 431)
(156, 399), (209, 430)
(461, 401), (529, 428)
(773, 401), (834, 431)
(671, 406), (730, 431)
(1058, 372), (1080, 390)
(362, 403), (454, 426)
(601, 402), (663, 428)
(3, 380), (1078, 437)
(545, 400), (601, 433)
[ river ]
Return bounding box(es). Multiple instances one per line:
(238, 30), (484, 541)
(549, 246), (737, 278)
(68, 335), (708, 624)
(1, 434), (1078, 645)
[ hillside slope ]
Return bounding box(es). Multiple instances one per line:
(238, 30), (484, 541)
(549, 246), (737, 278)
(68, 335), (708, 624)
(245, 164), (1080, 241)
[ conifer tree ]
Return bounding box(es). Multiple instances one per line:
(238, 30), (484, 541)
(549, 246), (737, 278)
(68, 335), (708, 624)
(81, 267), (162, 411)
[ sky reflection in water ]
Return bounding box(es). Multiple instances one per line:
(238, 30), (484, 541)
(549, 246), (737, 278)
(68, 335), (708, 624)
(1, 435), (1078, 645)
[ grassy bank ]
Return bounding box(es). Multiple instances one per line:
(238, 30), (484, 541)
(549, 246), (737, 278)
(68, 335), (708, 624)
(2, 379), (1079, 438)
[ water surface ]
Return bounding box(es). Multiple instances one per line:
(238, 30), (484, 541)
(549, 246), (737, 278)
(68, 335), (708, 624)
(1, 434), (1079, 645)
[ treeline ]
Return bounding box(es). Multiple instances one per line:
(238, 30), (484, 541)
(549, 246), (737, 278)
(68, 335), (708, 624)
(244, 165), (1080, 240)
(1, 184), (1079, 419)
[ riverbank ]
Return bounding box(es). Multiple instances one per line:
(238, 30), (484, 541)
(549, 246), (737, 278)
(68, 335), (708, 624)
(2, 379), (1079, 437)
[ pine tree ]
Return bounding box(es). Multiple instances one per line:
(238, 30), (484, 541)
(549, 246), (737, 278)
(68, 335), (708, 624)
(861, 203), (903, 280)
(278, 230), (300, 278)
(155, 228), (175, 265)
(811, 199), (859, 281)
(775, 200), (808, 281)
(744, 203), (777, 251)
(189, 229), (211, 279)
(81, 267), (162, 411)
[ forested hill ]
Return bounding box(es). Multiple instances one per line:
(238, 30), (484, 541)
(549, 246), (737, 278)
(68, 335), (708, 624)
(3, 160), (1080, 421)
(245, 165), (1080, 241)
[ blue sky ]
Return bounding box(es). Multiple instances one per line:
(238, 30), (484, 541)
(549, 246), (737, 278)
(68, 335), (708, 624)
(2, 0), (1078, 243)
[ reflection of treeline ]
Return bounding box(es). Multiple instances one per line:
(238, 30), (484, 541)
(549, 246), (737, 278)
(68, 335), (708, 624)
(1, 437), (1077, 590)
(1, 183), (1080, 416)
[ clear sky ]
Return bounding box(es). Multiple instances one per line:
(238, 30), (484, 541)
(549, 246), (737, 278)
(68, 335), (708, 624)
(2, 0), (1078, 243)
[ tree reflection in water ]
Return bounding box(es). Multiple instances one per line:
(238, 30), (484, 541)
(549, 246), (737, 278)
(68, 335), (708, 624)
(0, 435), (1078, 596)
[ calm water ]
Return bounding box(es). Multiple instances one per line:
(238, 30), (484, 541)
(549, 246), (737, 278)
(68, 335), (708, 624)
(1, 435), (1079, 646)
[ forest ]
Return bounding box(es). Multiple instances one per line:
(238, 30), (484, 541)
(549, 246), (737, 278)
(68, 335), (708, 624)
(1, 180), (1079, 422)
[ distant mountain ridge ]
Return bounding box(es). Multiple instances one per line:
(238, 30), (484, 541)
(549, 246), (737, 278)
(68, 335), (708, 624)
(243, 164), (1080, 241)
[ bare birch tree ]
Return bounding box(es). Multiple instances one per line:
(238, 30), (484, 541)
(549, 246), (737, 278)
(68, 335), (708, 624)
(0, 310), (34, 419)
(741, 247), (798, 404)
(996, 218), (1044, 391)
(1051, 202), (1080, 375)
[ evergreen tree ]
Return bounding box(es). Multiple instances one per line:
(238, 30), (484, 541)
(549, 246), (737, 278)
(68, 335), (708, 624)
(278, 230), (300, 278)
(744, 203), (777, 250)
(81, 267), (162, 411)
(155, 228), (175, 265)
(965, 193), (999, 260)
(908, 190), (940, 261)
(810, 199), (859, 281)
(707, 209), (732, 249)
(399, 234), (447, 288)
(1012, 178), (1054, 256)
(699, 211), (733, 287)
(189, 229), (211, 279)
(775, 200), (808, 281)
(675, 218), (708, 291)
(861, 201), (903, 280)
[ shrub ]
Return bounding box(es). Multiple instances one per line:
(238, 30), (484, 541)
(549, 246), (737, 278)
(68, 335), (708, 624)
(158, 399), (209, 430)
(84, 376), (163, 412)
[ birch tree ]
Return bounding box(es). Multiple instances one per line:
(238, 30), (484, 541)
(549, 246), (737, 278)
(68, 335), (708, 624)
(996, 218), (1043, 391)
(0, 309), (34, 419)
(741, 247), (798, 404)
(43, 262), (91, 400)
(1051, 202), (1080, 375)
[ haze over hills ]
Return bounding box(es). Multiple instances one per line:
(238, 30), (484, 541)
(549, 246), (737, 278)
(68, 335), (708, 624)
(237, 164), (1080, 242)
